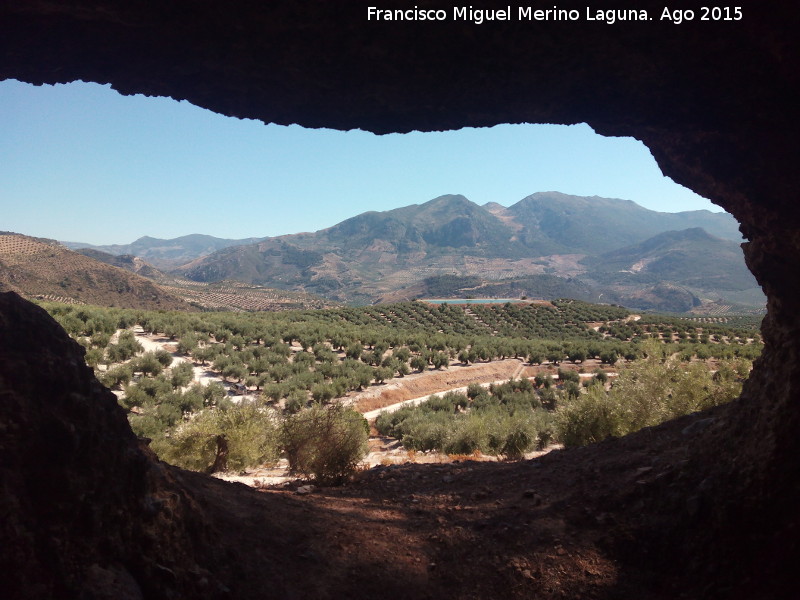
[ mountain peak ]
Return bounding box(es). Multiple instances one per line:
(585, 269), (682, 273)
(421, 194), (474, 208)
(654, 227), (717, 242)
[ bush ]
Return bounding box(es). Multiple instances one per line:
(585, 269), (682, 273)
(466, 382), (484, 399)
(375, 405), (417, 437)
(170, 361), (195, 389)
(131, 352), (164, 377)
(282, 404), (368, 484)
(397, 411), (452, 452)
(556, 349), (751, 447)
(557, 368), (580, 384)
(498, 411), (540, 459)
(101, 364), (132, 389)
(153, 348), (174, 367)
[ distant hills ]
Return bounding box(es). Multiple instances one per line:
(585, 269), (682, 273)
(1, 234), (333, 312)
(581, 228), (756, 290)
(501, 192), (742, 254)
(73, 248), (171, 281)
(57, 192), (764, 313)
(579, 227), (761, 311)
(63, 234), (263, 269)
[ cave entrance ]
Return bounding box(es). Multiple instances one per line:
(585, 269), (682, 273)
(0, 78), (765, 475)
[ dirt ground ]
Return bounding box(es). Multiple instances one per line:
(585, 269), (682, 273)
(179, 403), (753, 600)
(349, 357), (615, 415)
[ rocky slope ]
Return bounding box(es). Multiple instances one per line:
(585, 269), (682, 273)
(0, 292), (222, 599)
(73, 248), (171, 281)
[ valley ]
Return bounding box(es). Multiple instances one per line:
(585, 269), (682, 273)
(59, 192), (764, 313)
(3, 190), (765, 486)
(0, 191), (769, 591)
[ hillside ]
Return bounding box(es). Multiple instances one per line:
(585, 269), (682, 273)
(577, 228), (763, 311)
(0, 234), (190, 310)
(73, 248), (172, 281)
(583, 228), (756, 288)
(71, 247), (335, 311)
(172, 193), (757, 310)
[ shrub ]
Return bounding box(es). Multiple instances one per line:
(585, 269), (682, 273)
(101, 364), (132, 389)
(420, 394), (455, 413)
(466, 382), (484, 399)
(556, 351), (751, 447)
(131, 352), (164, 377)
(375, 405), (417, 437)
(498, 411), (540, 459)
(170, 361), (195, 389)
(154, 348), (174, 367)
(282, 404), (368, 484)
(557, 368), (580, 384)
(203, 381), (227, 407)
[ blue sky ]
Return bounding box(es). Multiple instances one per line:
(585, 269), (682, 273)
(0, 79), (721, 245)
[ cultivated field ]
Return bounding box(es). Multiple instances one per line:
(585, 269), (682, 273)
(39, 298), (762, 485)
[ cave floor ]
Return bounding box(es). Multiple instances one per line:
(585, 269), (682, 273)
(175, 407), (728, 600)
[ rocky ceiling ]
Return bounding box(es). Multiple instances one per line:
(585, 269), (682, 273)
(1, 0), (798, 596)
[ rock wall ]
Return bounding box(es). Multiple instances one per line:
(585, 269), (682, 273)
(0, 292), (224, 599)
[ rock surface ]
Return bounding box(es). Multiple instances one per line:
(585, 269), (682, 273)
(0, 292), (222, 599)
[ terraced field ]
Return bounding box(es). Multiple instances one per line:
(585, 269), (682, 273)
(160, 279), (336, 312)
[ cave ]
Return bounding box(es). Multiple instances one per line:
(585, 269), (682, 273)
(1, 1), (798, 598)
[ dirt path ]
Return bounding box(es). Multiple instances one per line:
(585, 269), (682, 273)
(349, 358), (527, 414)
(362, 377), (525, 421)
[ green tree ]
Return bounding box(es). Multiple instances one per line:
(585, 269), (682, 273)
(170, 361), (195, 389)
(101, 364), (133, 389)
(159, 402), (280, 473)
(281, 404), (368, 484)
(410, 355), (428, 372)
(154, 348), (174, 368)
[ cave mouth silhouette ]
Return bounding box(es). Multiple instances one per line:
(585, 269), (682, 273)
(0, 1), (797, 597)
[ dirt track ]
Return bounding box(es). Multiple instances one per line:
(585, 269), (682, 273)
(350, 358), (528, 414)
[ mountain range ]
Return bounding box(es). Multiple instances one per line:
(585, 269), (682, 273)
(63, 192), (764, 312)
